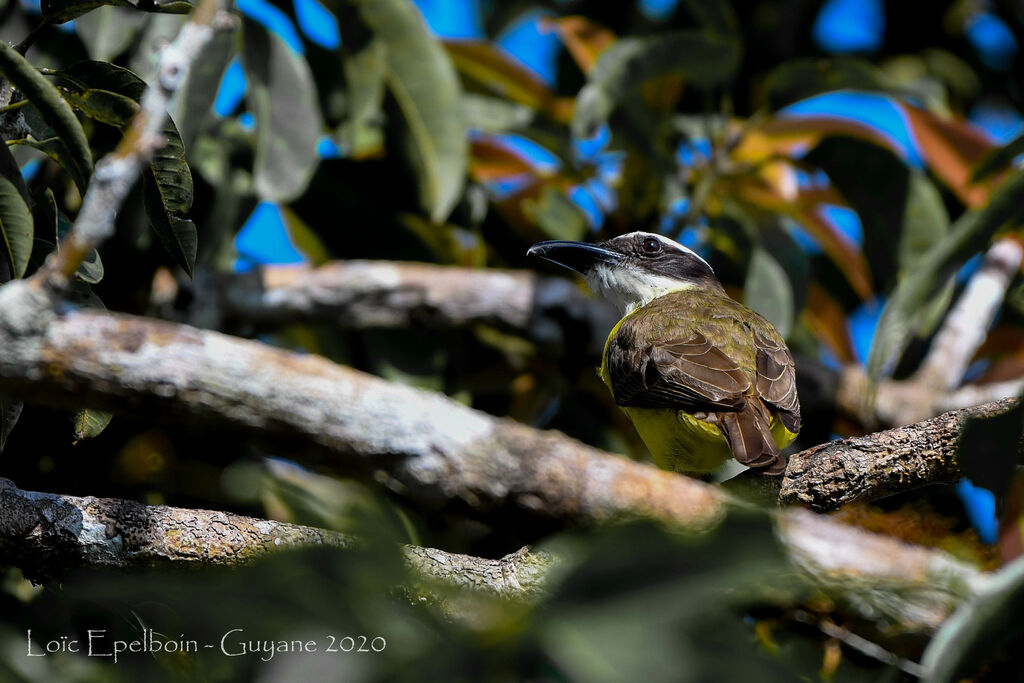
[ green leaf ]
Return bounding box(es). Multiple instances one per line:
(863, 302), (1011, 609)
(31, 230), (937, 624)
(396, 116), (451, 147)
(59, 86), (140, 126)
(171, 25), (236, 151)
(460, 93), (534, 133)
(336, 38), (387, 158)
(75, 5), (148, 61)
(243, 20), (322, 203)
(34, 187), (104, 283)
(868, 170), (1024, 380)
(744, 248), (794, 338)
(62, 59), (146, 100)
(0, 397), (22, 453)
(900, 172), (950, 274)
(144, 172), (197, 276)
(42, 0), (190, 23)
(805, 136), (948, 292)
(330, 0), (468, 223)
(762, 58), (888, 111)
(0, 42), (92, 191)
(71, 407), (113, 442)
(920, 557), (1024, 683)
(0, 175), (35, 279)
(572, 31), (741, 139)
(62, 61), (195, 272)
(972, 129), (1024, 183)
(522, 186), (588, 241)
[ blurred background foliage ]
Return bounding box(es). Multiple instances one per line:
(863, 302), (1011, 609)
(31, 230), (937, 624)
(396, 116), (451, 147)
(3, 0), (1024, 679)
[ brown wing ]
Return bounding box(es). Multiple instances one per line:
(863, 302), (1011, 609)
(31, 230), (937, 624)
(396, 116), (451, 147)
(607, 330), (750, 411)
(606, 309), (796, 476)
(753, 329), (801, 434)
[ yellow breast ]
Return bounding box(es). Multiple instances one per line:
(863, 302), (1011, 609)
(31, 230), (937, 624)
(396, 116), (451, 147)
(619, 406), (796, 473)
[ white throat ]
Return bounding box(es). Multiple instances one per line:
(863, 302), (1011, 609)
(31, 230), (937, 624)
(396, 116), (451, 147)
(585, 263), (693, 315)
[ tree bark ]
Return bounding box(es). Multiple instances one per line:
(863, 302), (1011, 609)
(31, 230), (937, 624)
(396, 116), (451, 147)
(0, 477), (985, 634)
(781, 397), (1018, 510)
(200, 261), (618, 356)
(0, 478), (552, 601)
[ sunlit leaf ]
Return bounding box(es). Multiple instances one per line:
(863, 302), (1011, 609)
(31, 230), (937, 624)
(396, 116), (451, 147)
(734, 116), (899, 163)
(0, 42), (92, 192)
(59, 87), (139, 125)
(921, 557), (1024, 683)
(337, 38), (387, 159)
(729, 175), (873, 300)
(71, 407), (113, 443)
(469, 137), (535, 181)
(327, 0), (466, 223)
(744, 248), (794, 337)
(460, 93), (534, 133)
(868, 170), (1024, 380)
(900, 103), (994, 207)
(445, 40), (573, 123)
(243, 20), (322, 204)
(540, 15), (616, 74)
(573, 31), (741, 139)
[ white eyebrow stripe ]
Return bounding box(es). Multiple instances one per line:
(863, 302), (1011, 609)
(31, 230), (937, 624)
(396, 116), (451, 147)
(619, 231), (714, 272)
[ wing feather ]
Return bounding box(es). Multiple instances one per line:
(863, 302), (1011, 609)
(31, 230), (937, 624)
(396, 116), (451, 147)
(608, 330), (749, 410)
(753, 330), (801, 434)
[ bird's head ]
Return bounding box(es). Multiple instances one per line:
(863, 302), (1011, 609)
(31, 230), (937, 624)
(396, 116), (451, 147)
(528, 232), (723, 314)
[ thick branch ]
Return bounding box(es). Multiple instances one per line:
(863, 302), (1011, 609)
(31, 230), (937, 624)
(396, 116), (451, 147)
(0, 290), (726, 529)
(0, 478), (551, 601)
(0, 477), (984, 634)
(196, 261), (617, 355)
(781, 397), (1018, 511)
(0, 293), (994, 631)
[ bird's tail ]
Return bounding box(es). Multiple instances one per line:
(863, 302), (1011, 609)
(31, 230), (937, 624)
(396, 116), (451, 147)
(715, 400), (786, 475)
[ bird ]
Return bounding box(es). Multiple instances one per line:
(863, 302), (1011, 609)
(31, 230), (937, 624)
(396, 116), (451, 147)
(527, 231), (800, 476)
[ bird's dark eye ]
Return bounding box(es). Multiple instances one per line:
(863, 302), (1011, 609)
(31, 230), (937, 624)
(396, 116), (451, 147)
(641, 237), (662, 256)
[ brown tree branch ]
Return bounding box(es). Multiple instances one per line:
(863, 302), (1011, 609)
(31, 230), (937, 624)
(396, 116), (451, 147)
(189, 261), (618, 355)
(0, 295), (726, 529)
(780, 397), (1019, 511)
(0, 478), (552, 602)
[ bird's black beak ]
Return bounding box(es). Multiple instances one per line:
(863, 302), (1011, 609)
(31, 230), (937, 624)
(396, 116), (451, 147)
(526, 240), (622, 275)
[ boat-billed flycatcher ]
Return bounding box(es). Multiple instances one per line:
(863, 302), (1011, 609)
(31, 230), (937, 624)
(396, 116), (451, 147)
(528, 232), (800, 476)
